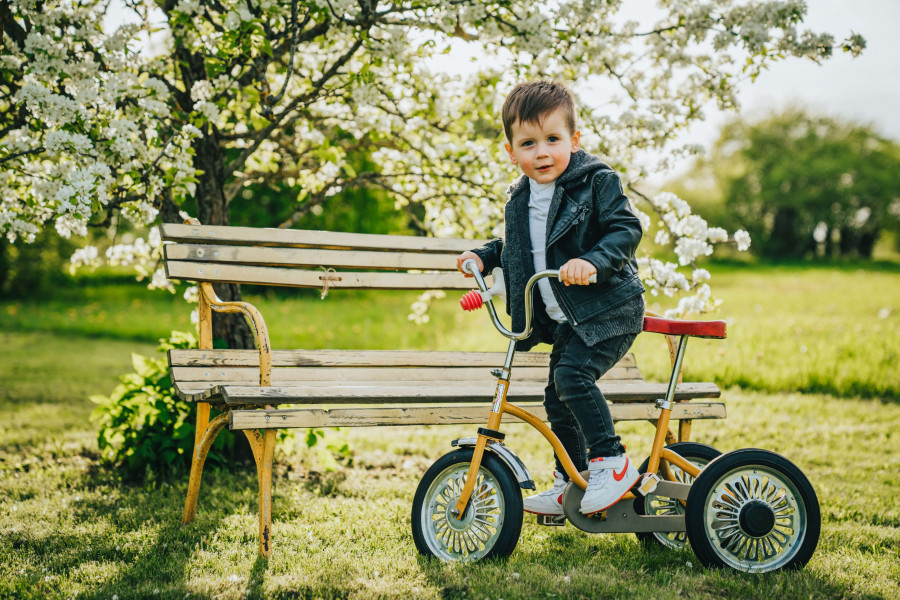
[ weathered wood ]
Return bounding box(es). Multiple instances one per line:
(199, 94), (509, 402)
(228, 402), (727, 429)
(168, 349), (636, 369)
(159, 223), (488, 253)
(164, 244), (460, 272)
(165, 261), (476, 289)
(173, 381), (722, 405)
(169, 365), (642, 384)
(172, 349), (529, 368)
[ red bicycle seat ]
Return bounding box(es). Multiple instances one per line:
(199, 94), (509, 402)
(642, 315), (727, 339)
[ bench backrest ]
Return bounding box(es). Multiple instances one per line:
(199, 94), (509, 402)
(160, 224), (489, 291)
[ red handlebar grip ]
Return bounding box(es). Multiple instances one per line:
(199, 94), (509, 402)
(460, 290), (484, 311)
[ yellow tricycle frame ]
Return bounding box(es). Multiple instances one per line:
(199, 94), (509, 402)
(451, 261), (701, 520)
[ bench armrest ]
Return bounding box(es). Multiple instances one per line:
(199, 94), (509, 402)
(199, 282), (272, 386)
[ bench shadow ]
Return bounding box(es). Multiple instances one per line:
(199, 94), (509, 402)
(56, 466), (268, 598)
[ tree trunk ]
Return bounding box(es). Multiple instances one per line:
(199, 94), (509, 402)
(194, 130), (255, 350)
(768, 208), (802, 258)
(177, 46), (255, 351)
(0, 241), (8, 297)
(857, 229), (879, 258)
(178, 46), (254, 463)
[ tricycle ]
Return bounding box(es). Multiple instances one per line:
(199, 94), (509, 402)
(411, 260), (820, 572)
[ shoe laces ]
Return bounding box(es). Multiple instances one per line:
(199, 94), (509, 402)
(586, 466), (613, 493)
(533, 472), (566, 497)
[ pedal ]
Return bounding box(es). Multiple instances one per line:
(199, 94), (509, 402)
(636, 473), (660, 497)
(581, 510), (607, 521)
(536, 514), (567, 527)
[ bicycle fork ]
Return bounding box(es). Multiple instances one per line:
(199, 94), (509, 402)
(450, 338), (592, 519)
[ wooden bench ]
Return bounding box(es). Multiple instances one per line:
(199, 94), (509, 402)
(160, 219), (725, 556)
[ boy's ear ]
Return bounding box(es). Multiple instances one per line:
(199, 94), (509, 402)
(571, 130), (581, 152)
(504, 141), (518, 164)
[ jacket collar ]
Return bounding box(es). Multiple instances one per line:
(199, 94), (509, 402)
(506, 149), (610, 200)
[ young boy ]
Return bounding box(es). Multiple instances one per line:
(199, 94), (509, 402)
(456, 80), (646, 516)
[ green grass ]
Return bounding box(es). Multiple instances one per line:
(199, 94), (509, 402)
(0, 262), (898, 598)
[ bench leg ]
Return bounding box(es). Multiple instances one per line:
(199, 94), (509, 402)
(678, 419), (692, 442)
(646, 420), (678, 446)
(182, 412), (229, 525)
(243, 429), (276, 556)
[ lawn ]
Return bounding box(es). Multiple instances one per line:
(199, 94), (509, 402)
(0, 261), (898, 599)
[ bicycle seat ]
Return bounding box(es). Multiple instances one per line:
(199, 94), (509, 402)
(642, 315), (727, 339)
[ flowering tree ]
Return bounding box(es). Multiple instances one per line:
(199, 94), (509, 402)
(1, 0), (865, 342)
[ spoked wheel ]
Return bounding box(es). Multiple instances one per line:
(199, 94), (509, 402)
(634, 442), (721, 550)
(685, 448), (820, 573)
(411, 448), (523, 561)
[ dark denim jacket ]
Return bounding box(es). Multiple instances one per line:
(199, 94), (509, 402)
(473, 150), (645, 350)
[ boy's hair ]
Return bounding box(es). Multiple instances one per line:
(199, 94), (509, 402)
(502, 80), (576, 142)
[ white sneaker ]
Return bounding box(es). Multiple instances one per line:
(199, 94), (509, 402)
(580, 455), (640, 515)
(523, 470), (567, 516)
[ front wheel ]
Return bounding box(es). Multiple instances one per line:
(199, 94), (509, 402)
(685, 448), (820, 573)
(411, 448), (523, 561)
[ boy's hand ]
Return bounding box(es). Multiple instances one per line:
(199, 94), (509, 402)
(559, 258), (597, 286)
(456, 251), (484, 277)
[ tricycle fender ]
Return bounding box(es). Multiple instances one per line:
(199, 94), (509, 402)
(451, 437), (536, 490)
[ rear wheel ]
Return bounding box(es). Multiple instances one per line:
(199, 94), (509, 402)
(634, 442), (721, 550)
(685, 448), (820, 572)
(411, 448), (523, 561)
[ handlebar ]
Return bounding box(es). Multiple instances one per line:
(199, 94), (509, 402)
(461, 259), (597, 341)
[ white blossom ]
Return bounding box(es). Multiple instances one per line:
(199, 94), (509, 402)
(69, 245), (100, 273)
(734, 229), (752, 251)
(1, 0), (857, 311)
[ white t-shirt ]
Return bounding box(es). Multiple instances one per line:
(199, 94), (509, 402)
(528, 178), (567, 323)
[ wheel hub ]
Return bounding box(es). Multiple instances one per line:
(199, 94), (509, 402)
(445, 499), (475, 531)
(738, 500), (776, 537)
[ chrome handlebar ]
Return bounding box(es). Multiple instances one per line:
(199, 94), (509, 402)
(461, 259), (597, 341)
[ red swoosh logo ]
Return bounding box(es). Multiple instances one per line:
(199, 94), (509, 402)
(613, 457), (629, 481)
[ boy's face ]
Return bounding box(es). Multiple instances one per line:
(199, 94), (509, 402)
(505, 107), (580, 184)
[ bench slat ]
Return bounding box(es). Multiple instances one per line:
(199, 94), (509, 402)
(164, 244), (460, 272)
(165, 261), (475, 289)
(174, 381), (721, 404)
(159, 223), (489, 253)
(168, 350), (636, 369)
(169, 365), (642, 384)
(228, 402), (727, 429)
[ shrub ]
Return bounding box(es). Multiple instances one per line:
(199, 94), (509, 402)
(90, 331), (228, 479)
(91, 330), (351, 480)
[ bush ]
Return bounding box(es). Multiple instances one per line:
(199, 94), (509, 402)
(90, 331), (231, 480)
(90, 330), (351, 480)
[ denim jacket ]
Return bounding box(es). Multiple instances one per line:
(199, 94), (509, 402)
(473, 150), (645, 350)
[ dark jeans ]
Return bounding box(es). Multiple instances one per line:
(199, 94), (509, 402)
(544, 323), (637, 477)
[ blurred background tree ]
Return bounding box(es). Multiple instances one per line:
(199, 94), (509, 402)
(670, 109), (900, 259)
